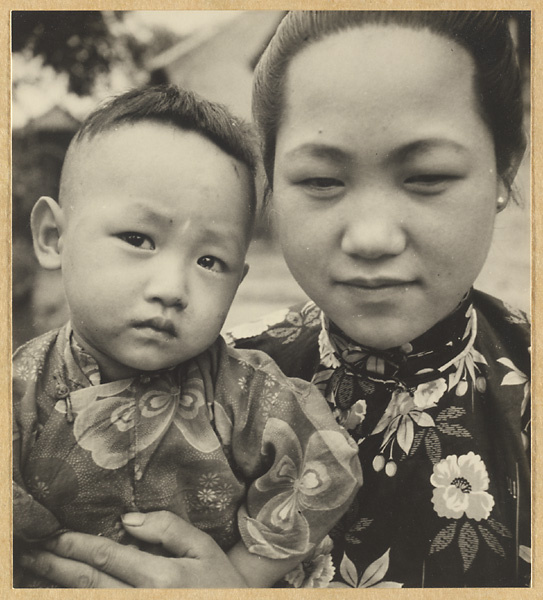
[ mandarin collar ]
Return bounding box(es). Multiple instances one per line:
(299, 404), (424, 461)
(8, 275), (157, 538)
(320, 290), (475, 383)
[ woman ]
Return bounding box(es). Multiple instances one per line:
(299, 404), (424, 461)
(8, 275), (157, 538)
(19, 10), (530, 587)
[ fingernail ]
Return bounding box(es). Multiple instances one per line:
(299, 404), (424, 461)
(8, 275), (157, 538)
(19, 552), (36, 568)
(121, 512), (145, 526)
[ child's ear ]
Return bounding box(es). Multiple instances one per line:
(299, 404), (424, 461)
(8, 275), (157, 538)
(30, 196), (65, 270)
(241, 263), (250, 283)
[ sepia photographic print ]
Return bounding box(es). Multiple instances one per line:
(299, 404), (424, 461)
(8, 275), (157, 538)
(9, 7), (535, 594)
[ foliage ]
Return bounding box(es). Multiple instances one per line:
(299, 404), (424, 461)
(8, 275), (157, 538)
(12, 11), (122, 96)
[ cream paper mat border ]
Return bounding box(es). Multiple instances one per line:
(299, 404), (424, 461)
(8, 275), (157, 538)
(1, 2), (539, 598)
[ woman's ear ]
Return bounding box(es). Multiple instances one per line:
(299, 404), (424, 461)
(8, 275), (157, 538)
(30, 196), (65, 270)
(496, 179), (512, 213)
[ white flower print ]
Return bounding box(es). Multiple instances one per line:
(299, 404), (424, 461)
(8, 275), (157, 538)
(329, 549), (403, 588)
(519, 545), (531, 564)
(214, 482), (234, 508)
(13, 334), (51, 383)
(498, 357), (530, 449)
(237, 375), (248, 392)
(461, 304), (475, 340)
(318, 325), (341, 369)
(372, 379), (446, 458)
(194, 474), (234, 510)
(200, 473), (220, 486)
(263, 377), (275, 389)
(223, 307), (290, 342)
(29, 476), (50, 501)
(497, 357), (530, 414)
(412, 379), (448, 409)
(431, 452), (494, 521)
(448, 345), (488, 396)
(197, 488), (217, 506)
(14, 356), (43, 383)
(284, 537), (336, 588)
(342, 399), (367, 430)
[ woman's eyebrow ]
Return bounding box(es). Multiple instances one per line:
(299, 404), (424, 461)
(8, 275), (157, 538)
(283, 143), (352, 163)
(393, 138), (469, 161)
(283, 139), (468, 164)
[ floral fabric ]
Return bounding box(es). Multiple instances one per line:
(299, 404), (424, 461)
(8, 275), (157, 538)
(13, 325), (361, 587)
(228, 289), (531, 587)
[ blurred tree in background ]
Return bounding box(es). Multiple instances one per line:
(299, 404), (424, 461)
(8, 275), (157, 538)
(12, 11), (184, 96)
(13, 11), (117, 95)
(12, 11), (140, 95)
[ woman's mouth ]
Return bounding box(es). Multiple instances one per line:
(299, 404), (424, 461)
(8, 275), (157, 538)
(339, 276), (415, 290)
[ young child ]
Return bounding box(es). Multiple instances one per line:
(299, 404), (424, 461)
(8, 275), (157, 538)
(13, 85), (362, 588)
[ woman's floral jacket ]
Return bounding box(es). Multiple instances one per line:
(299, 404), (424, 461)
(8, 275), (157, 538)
(228, 289), (530, 587)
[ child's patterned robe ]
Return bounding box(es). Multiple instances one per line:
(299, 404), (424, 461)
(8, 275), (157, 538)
(13, 327), (362, 587)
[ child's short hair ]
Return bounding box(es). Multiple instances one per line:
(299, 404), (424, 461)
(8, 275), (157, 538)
(64, 84), (257, 217)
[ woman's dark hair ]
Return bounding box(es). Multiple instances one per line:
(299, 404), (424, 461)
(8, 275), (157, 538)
(253, 11), (526, 192)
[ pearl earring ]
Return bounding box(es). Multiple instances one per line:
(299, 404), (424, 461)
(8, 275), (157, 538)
(496, 196), (508, 212)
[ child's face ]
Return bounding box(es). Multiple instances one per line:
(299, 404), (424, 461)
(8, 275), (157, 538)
(58, 122), (252, 380)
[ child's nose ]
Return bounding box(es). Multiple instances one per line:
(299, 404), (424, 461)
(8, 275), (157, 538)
(144, 257), (189, 309)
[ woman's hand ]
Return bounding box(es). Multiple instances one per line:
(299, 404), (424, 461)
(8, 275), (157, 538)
(19, 511), (248, 588)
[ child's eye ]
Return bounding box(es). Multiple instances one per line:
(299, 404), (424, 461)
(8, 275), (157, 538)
(299, 177), (344, 196)
(197, 255), (225, 273)
(118, 232), (155, 250)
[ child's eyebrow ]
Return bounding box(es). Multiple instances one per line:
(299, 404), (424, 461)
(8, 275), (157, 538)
(111, 201), (247, 247)
(197, 226), (248, 254)
(120, 203), (172, 225)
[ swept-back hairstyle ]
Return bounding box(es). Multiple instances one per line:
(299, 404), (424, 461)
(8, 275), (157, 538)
(253, 11), (526, 192)
(62, 84), (257, 215)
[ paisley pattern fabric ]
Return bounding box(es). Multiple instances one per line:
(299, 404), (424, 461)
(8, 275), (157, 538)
(228, 289), (531, 587)
(13, 325), (361, 587)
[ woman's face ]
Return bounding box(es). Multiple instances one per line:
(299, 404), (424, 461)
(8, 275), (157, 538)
(272, 25), (504, 349)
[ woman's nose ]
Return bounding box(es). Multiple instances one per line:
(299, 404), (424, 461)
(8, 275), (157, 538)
(144, 257), (189, 309)
(340, 195), (407, 260)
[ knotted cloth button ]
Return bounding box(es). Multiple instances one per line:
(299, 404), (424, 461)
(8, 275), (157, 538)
(55, 383), (70, 399)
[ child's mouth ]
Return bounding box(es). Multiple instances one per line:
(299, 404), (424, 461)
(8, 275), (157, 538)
(133, 317), (177, 338)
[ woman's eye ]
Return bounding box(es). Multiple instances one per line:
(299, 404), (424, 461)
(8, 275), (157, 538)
(197, 255), (225, 273)
(404, 174), (459, 194)
(118, 232), (155, 250)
